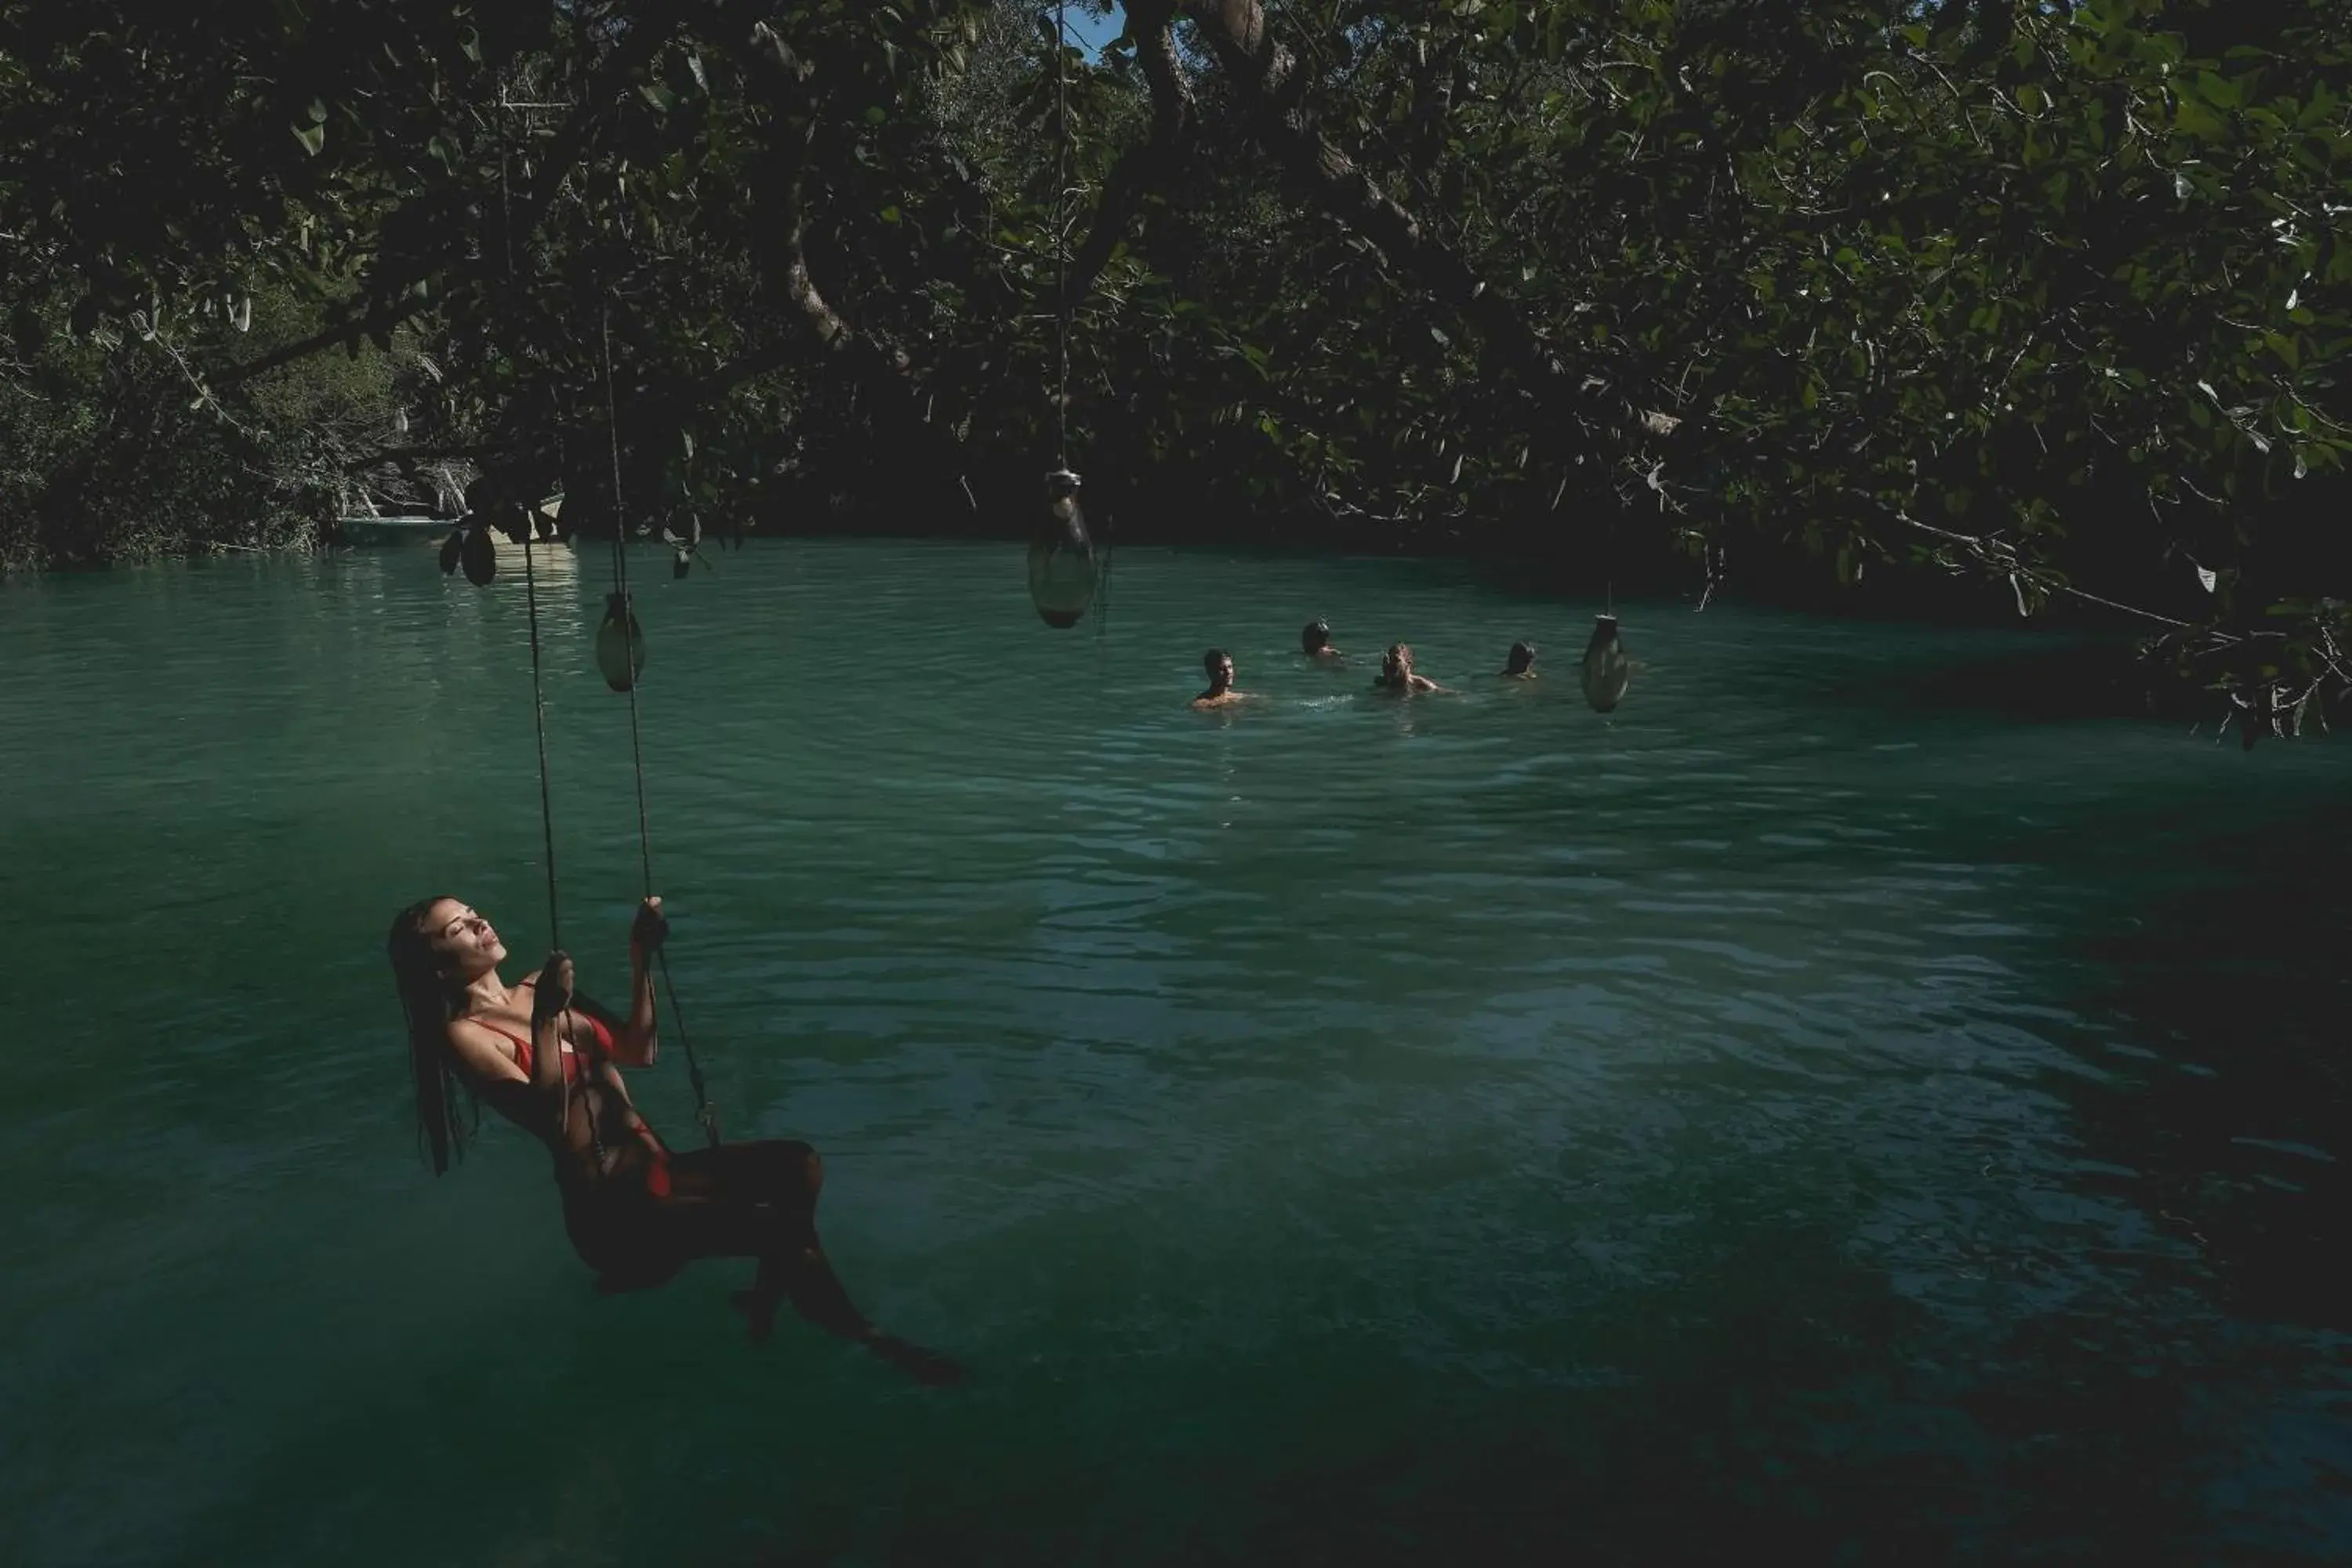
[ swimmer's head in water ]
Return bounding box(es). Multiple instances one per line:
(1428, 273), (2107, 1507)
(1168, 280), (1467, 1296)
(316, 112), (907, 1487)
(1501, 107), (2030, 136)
(1203, 648), (1235, 689)
(387, 895), (499, 1176)
(1506, 641), (1537, 675)
(1301, 619), (1332, 654)
(1382, 642), (1412, 680)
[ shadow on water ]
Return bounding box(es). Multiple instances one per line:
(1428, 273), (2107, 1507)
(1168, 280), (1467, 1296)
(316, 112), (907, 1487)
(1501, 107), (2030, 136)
(1816, 632), (2188, 725)
(1927, 794), (2352, 1566)
(711, 1092), (2270, 1566)
(1818, 620), (2352, 735)
(732, 1225), (2231, 1566)
(2059, 803), (2352, 1331)
(725, 771), (2352, 1566)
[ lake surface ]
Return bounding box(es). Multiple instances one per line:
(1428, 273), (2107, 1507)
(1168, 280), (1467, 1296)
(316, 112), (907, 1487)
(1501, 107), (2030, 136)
(3, 539), (2347, 1565)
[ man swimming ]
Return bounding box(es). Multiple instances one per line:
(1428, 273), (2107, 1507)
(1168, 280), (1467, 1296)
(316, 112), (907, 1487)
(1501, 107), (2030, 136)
(1192, 648), (1254, 709)
(1301, 619), (1343, 660)
(1501, 641), (1538, 680)
(1374, 642), (1450, 695)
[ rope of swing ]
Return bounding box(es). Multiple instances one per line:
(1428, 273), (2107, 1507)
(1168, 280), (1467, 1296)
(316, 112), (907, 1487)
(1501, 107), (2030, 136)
(496, 89), (595, 1160)
(600, 302), (720, 1148)
(500, 98), (564, 958)
(1049, 0), (1114, 637)
(521, 536), (562, 953)
(520, 522), (608, 1160)
(1054, 0), (1070, 473)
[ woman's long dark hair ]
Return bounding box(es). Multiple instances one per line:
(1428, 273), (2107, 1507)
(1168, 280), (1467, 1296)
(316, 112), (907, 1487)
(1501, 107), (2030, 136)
(387, 896), (477, 1175)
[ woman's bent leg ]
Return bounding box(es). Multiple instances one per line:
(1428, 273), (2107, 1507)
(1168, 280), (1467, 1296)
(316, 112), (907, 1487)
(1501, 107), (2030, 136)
(663, 1141), (966, 1383)
(727, 1142), (873, 1343)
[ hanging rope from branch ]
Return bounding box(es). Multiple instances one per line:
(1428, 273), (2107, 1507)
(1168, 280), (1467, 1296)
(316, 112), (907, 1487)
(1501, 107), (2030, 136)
(497, 92), (563, 954)
(493, 89), (602, 1156)
(1028, 0), (1102, 630)
(600, 305), (655, 891)
(521, 535), (563, 954)
(1054, 0), (1071, 474)
(598, 304), (720, 1149)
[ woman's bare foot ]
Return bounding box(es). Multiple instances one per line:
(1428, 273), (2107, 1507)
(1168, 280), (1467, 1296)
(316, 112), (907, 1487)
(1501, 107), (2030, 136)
(863, 1330), (971, 1388)
(735, 1290), (964, 1383)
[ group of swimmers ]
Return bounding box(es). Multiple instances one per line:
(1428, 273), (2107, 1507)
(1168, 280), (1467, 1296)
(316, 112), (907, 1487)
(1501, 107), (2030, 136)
(1191, 618), (1541, 709)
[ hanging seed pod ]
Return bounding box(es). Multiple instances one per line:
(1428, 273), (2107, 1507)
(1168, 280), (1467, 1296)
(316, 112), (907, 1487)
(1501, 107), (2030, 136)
(459, 524), (498, 586)
(672, 548), (691, 580)
(594, 591), (648, 692)
(1027, 469), (1097, 629)
(439, 528), (464, 575)
(1580, 614), (1631, 713)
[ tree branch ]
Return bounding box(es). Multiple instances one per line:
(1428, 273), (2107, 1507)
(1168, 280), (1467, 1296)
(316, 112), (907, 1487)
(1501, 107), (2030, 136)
(212, 15), (681, 390)
(341, 442), (499, 472)
(711, 9), (978, 503)
(1065, 0), (1194, 308)
(1174, 0), (1642, 446)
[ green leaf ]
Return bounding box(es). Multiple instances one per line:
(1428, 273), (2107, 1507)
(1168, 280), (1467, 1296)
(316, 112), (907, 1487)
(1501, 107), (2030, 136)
(2190, 71), (2241, 110)
(2175, 94), (2227, 140)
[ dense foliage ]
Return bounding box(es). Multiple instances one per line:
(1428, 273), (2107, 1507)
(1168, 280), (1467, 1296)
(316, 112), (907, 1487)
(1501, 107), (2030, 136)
(2, 1), (2346, 730)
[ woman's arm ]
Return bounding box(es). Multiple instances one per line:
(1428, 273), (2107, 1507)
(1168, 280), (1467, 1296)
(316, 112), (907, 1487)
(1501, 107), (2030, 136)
(612, 897), (665, 1067)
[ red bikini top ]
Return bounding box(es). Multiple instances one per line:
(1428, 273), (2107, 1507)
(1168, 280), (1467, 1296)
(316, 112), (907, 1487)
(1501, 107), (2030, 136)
(472, 978), (615, 1080)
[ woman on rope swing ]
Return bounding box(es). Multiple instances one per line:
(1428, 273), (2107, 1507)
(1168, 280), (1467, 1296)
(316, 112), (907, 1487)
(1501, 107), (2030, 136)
(387, 894), (965, 1385)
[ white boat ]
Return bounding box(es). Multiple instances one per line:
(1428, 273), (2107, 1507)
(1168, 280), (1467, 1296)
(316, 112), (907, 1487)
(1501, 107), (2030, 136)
(336, 495), (563, 548)
(333, 514), (450, 546)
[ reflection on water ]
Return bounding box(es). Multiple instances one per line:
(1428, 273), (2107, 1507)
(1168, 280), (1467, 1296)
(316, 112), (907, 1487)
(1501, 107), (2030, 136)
(0, 540), (2346, 1565)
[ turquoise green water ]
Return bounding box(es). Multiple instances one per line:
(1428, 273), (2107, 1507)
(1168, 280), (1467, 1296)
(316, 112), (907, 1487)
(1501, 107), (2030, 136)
(3, 540), (2347, 1565)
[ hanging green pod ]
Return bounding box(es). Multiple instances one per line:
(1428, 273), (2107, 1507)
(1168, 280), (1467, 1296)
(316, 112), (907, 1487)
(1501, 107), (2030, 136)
(1027, 468), (1097, 629)
(594, 591), (648, 692)
(671, 548), (691, 579)
(439, 528), (464, 575)
(459, 524), (497, 586)
(1580, 614), (1631, 713)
